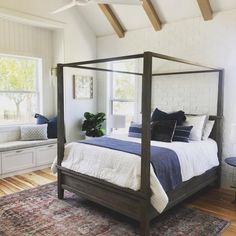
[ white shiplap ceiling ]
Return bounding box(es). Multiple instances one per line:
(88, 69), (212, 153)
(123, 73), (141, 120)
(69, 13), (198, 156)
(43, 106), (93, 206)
(76, 0), (236, 37)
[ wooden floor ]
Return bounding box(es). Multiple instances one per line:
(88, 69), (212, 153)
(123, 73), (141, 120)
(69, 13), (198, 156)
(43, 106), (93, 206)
(0, 168), (56, 196)
(0, 168), (236, 235)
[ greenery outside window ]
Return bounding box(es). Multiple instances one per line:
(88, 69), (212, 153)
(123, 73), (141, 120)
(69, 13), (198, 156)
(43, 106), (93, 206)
(110, 60), (139, 132)
(0, 54), (42, 125)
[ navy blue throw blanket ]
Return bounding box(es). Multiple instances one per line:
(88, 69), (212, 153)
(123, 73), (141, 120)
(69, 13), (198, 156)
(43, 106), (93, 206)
(79, 137), (182, 192)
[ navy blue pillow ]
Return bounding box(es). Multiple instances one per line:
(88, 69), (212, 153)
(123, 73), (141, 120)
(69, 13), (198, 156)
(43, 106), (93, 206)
(151, 120), (177, 142)
(34, 113), (57, 138)
(128, 122), (142, 138)
(173, 126), (193, 142)
(151, 108), (186, 125)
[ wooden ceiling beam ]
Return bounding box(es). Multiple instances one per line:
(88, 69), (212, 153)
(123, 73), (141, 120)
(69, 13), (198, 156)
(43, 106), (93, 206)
(142, 0), (162, 31)
(98, 4), (125, 38)
(197, 0), (213, 21)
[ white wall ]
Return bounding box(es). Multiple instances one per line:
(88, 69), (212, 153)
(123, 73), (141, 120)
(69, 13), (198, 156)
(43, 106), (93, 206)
(0, 0), (97, 142)
(97, 9), (236, 188)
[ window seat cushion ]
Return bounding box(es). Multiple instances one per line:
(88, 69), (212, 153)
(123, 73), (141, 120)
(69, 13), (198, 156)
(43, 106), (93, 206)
(0, 139), (57, 152)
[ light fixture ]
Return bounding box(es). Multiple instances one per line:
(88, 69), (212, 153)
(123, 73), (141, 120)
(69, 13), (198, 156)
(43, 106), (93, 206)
(50, 67), (57, 77)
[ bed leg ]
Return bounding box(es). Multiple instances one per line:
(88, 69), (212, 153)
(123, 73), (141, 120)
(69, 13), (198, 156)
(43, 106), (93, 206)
(58, 184), (64, 199)
(57, 170), (64, 199)
(140, 218), (149, 236)
(140, 203), (150, 236)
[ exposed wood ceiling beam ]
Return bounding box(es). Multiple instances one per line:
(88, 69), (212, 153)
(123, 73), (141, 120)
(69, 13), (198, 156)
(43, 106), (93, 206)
(197, 0), (213, 21)
(142, 0), (162, 31)
(98, 4), (125, 38)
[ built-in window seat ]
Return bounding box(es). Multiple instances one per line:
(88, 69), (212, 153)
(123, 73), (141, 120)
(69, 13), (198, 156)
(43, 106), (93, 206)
(0, 126), (57, 178)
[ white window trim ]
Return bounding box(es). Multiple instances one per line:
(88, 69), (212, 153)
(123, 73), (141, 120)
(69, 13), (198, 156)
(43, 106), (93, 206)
(0, 53), (42, 126)
(107, 60), (140, 132)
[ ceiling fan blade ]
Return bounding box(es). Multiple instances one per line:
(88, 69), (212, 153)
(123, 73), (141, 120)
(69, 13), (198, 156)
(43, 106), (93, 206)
(93, 0), (142, 5)
(51, 2), (77, 14)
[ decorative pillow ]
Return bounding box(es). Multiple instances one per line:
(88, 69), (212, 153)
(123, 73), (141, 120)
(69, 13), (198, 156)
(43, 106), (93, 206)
(21, 124), (48, 141)
(128, 122), (142, 138)
(173, 126), (193, 142)
(151, 120), (177, 142)
(35, 113), (57, 138)
(202, 120), (215, 140)
(184, 115), (207, 141)
(151, 108), (186, 125)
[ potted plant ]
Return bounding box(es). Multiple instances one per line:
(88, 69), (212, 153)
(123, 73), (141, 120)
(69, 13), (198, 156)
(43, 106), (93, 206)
(82, 112), (106, 138)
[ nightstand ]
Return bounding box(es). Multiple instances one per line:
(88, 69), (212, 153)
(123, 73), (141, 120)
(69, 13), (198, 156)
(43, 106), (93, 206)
(225, 157), (236, 203)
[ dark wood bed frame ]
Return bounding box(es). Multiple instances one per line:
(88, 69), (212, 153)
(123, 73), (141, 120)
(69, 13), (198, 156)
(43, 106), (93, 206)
(56, 52), (224, 236)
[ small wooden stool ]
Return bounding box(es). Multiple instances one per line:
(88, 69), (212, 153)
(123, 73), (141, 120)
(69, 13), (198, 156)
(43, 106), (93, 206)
(225, 157), (236, 203)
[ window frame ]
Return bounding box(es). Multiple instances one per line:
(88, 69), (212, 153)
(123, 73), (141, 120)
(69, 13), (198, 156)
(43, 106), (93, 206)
(0, 53), (42, 126)
(108, 60), (140, 132)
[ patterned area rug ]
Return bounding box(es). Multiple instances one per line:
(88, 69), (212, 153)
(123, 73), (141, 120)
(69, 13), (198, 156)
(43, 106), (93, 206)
(0, 182), (229, 236)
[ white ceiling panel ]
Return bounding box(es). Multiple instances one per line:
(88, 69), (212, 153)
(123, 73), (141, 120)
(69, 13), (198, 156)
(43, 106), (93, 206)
(210, 0), (236, 12)
(77, 5), (114, 36)
(111, 5), (150, 30)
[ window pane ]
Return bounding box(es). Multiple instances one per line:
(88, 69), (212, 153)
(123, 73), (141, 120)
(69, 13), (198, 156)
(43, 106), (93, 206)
(112, 101), (135, 131)
(0, 56), (37, 91)
(0, 93), (37, 125)
(112, 61), (136, 100)
(0, 54), (40, 125)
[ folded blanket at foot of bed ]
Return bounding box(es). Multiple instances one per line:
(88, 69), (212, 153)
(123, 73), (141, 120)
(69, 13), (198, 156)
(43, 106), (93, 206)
(79, 137), (182, 192)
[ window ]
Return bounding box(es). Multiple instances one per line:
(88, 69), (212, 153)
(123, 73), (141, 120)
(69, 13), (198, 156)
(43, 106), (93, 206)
(0, 54), (42, 125)
(109, 60), (139, 132)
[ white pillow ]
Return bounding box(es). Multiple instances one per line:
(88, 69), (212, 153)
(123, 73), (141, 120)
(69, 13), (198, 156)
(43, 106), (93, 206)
(21, 124), (48, 141)
(202, 120), (215, 140)
(184, 115), (207, 141)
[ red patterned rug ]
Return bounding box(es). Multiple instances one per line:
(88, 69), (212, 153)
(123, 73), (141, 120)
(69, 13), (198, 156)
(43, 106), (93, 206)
(0, 182), (229, 236)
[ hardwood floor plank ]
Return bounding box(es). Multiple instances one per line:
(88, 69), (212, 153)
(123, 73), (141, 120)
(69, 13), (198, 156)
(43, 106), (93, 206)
(0, 179), (23, 192)
(33, 170), (57, 181)
(4, 177), (31, 190)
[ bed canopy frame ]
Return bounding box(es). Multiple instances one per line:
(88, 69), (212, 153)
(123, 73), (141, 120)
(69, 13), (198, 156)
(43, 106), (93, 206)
(56, 51), (224, 236)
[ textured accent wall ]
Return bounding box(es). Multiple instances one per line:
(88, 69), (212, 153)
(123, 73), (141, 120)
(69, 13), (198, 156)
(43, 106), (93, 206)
(97, 9), (236, 188)
(152, 73), (218, 115)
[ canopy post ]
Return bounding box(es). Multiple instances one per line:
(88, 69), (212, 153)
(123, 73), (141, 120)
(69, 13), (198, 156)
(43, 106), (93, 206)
(57, 63), (65, 199)
(140, 51), (152, 236)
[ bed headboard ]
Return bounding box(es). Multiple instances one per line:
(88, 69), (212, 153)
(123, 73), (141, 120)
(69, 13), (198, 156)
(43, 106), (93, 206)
(152, 70), (224, 164)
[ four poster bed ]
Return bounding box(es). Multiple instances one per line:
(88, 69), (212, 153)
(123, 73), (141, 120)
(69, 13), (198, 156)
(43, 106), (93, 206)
(56, 52), (224, 236)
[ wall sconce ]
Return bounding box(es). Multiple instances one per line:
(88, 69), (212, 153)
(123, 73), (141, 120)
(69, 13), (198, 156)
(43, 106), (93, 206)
(50, 67), (57, 78)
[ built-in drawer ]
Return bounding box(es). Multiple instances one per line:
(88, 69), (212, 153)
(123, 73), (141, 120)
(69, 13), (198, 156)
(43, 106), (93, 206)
(1, 148), (35, 174)
(36, 144), (57, 166)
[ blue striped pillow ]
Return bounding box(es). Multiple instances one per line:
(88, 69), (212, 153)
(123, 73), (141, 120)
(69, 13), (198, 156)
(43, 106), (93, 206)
(173, 126), (193, 142)
(128, 122), (142, 138)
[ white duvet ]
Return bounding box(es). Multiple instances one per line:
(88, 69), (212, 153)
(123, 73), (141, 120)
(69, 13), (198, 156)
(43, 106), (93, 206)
(52, 134), (219, 213)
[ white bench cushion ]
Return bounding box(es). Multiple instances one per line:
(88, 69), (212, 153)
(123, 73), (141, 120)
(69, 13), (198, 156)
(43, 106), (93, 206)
(0, 139), (57, 152)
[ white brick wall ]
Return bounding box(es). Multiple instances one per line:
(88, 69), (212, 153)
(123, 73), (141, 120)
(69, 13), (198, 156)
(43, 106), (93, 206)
(151, 73), (218, 115)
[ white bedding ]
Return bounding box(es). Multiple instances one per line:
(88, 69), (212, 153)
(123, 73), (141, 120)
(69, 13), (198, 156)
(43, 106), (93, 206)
(52, 134), (219, 213)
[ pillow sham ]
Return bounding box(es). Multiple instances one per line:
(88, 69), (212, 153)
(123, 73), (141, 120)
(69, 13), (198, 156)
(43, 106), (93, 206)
(184, 115), (207, 141)
(151, 108), (186, 125)
(173, 126), (193, 143)
(128, 122), (142, 138)
(21, 124), (48, 141)
(35, 113), (57, 138)
(202, 120), (215, 140)
(151, 120), (176, 142)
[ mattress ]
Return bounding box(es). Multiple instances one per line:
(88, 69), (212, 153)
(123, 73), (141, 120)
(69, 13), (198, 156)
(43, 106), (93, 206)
(52, 134), (219, 213)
